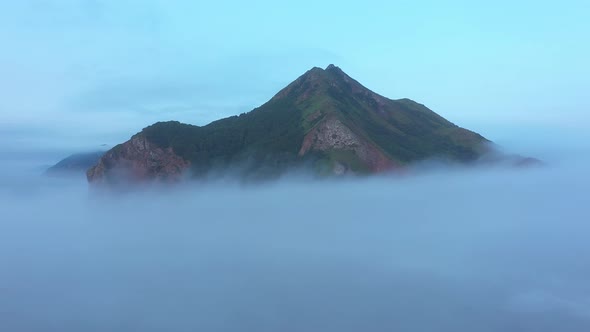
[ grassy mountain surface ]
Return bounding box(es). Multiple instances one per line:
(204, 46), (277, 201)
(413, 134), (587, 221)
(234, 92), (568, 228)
(88, 65), (490, 183)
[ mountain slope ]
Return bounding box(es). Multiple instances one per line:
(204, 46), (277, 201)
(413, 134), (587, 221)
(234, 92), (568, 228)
(87, 65), (490, 183)
(46, 151), (104, 176)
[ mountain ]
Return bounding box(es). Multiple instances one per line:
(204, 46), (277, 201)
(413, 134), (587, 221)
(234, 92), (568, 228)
(46, 151), (104, 176)
(87, 65), (493, 184)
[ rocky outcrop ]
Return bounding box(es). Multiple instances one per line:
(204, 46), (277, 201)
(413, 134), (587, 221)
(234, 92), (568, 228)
(299, 116), (397, 172)
(86, 135), (190, 184)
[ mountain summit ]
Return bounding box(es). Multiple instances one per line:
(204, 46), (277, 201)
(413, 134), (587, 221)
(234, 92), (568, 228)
(87, 65), (492, 183)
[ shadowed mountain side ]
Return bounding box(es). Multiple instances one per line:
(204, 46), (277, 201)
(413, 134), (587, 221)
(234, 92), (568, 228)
(46, 151), (105, 177)
(87, 65), (498, 184)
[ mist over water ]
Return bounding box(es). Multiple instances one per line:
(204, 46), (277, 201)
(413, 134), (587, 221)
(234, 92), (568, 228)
(1, 148), (590, 332)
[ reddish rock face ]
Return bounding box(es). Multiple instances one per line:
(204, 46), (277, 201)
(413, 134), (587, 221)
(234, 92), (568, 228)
(299, 116), (397, 173)
(86, 135), (190, 184)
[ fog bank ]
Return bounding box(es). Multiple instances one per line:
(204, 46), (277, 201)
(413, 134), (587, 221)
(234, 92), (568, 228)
(1, 152), (589, 331)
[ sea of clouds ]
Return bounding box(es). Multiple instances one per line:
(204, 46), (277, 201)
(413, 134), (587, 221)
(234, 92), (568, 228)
(1, 146), (589, 332)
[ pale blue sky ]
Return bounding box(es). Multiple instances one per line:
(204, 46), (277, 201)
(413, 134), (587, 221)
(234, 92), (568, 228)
(0, 0), (588, 152)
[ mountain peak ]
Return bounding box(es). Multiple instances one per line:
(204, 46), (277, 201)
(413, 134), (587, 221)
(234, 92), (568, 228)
(271, 64), (360, 100)
(307, 64), (340, 71)
(303, 64), (343, 76)
(324, 64), (346, 77)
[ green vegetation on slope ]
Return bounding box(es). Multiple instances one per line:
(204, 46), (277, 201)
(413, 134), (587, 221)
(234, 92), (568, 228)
(139, 65), (488, 176)
(141, 95), (309, 175)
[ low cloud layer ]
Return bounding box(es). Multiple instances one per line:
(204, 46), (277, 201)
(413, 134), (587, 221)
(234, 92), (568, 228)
(1, 150), (589, 331)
